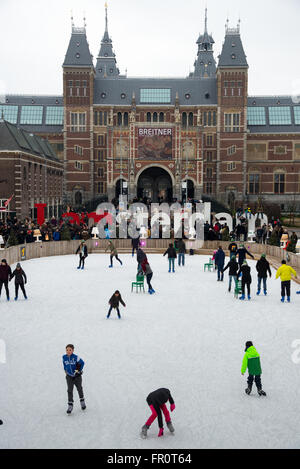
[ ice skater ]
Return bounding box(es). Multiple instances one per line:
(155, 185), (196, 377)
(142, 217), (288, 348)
(140, 257), (155, 294)
(141, 388), (175, 438)
(105, 240), (122, 268)
(215, 246), (225, 281)
(10, 263), (27, 300)
(222, 255), (239, 292)
(237, 260), (252, 300)
(256, 254), (271, 295)
(241, 341), (266, 396)
(177, 239), (186, 266)
(131, 234), (140, 257)
(62, 344), (86, 414)
(0, 259), (12, 301)
(163, 243), (177, 273)
(75, 241), (88, 270)
(236, 244), (254, 268)
(275, 259), (297, 302)
(107, 290), (126, 319)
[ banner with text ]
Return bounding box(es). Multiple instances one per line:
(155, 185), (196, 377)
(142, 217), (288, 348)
(137, 128), (173, 160)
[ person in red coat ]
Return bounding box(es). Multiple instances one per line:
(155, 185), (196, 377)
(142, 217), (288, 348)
(0, 259), (12, 301)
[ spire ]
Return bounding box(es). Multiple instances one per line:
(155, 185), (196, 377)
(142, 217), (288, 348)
(190, 8), (216, 78)
(96, 2), (120, 78)
(218, 18), (248, 68)
(63, 14), (94, 68)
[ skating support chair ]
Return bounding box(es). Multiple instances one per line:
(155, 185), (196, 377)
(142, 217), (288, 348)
(204, 257), (214, 272)
(131, 274), (145, 293)
(234, 279), (242, 298)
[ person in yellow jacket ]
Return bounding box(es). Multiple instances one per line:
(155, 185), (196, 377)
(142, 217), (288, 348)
(275, 259), (297, 303)
(241, 341), (266, 396)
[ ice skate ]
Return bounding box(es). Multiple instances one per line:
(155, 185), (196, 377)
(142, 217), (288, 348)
(264, 290), (267, 296)
(287, 296), (290, 303)
(140, 424), (149, 439)
(281, 296), (285, 302)
(245, 387), (252, 395)
(248, 295), (251, 300)
(14, 297), (18, 301)
(66, 403), (73, 414)
(256, 290), (260, 295)
(258, 389), (266, 396)
(239, 294), (245, 300)
(167, 421), (175, 433)
(80, 398), (86, 410)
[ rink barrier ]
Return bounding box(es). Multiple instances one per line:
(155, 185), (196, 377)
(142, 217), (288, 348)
(1, 239), (300, 279)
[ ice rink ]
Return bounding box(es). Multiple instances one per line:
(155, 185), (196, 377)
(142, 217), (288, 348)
(1, 252), (300, 449)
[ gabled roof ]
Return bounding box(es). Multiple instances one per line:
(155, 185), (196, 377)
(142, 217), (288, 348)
(218, 26), (248, 68)
(63, 27), (94, 68)
(0, 120), (61, 161)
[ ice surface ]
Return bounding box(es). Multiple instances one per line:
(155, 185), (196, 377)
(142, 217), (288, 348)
(0, 253), (300, 449)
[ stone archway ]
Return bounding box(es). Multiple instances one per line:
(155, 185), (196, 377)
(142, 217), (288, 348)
(137, 166), (173, 203)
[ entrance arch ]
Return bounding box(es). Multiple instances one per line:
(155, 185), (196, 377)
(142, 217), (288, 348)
(137, 166), (173, 202)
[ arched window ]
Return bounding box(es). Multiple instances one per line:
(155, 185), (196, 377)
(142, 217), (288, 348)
(207, 111), (211, 126)
(213, 111), (216, 126)
(188, 112), (194, 127)
(124, 112), (128, 127)
(182, 112), (187, 127)
(203, 112), (207, 126)
(117, 112), (122, 126)
(147, 112), (151, 123)
(153, 112), (158, 123)
(159, 112), (164, 122)
(75, 191), (82, 205)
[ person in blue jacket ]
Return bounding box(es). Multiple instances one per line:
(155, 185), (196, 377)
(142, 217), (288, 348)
(62, 344), (86, 414)
(215, 246), (225, 281)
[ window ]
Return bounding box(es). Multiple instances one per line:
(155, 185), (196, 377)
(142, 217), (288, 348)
(20, 106), (43, 124)
(206, 182), (212, 194)
(75, 161), (83, 171)
(83, 80), (87, 88)
(248, 174), (260, 194)
(98, 182), (104, 193)
(97, 135), (105, 146)
(0, 105), (18, 123)
(140, 88), (171, 104)
(74, 145), (83, 156)
(294, 107), (300, 125)
(45, 107), (64, 125)
(182, 112), (187, 127)
(227, 162), (236, 172)
(98, 150), (104, 161)
(117, 112), (122, 126)
(188, 112), (194, 127)
(206, 167), (213, 178)
(159, 112), (164, 122)
(146, 112), (151, 123)
(207, 151), (213, 162)
(224, 113), (240, 132)
(124, 112), (129, 127)
(68, 80), (73, 87)
(247, 107), (266, 125)
(153, 112), (158, 123)
(70, 112), (86, 132)
(227, 145), (236, 156)
(98, 167), (104, 177)
(269, 107), (291, 125)
(274, 173), (285, 194)
(206, 134), (213, 146)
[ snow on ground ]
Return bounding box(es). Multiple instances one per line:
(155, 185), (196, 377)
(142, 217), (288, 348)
(1, 252), (300, 449)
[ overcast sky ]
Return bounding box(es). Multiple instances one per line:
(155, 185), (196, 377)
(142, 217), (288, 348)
(0, 0), (300, 99)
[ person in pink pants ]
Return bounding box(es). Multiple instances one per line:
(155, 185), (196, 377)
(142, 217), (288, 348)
(141, 388), (175, 438)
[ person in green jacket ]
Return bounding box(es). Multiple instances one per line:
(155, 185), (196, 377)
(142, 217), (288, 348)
(241, 341), (266, 396)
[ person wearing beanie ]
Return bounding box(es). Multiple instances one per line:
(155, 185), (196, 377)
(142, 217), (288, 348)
(222, 255), (239, 292)
(75, 241), (88, 270)
(10, 263), (27, 300)
(237, 260), (252, 300)
(275, 259), (297, 303)
(256, 254), (272, 296)
(241, 341), (266, 396)
(236, 244), (254, 267)
(141, 388), (175, 439)
(0, 259), (12, 301)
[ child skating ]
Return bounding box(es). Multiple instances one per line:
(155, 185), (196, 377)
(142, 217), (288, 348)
(62, 344), (86, 414)
(241, 341), (266, 396)
(10, 263), (27, 300)
(141, 388), (175, 438)
(107, 290), (126, 319)
(237, 260), (252, 300)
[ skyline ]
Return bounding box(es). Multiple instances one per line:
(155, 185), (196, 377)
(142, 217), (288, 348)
(0, 0), (300, 99)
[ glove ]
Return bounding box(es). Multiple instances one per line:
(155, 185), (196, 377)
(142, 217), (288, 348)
(158, 428), (164, 437)
(170, 403), (175, 412)
(74, 370), (82, 376)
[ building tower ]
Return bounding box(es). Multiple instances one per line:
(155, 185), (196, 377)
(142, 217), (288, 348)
(62, 17), (95, 207)
(191, 8), (216, 78)
(216, 19), (248, 208)
(95, 2), (120, 78)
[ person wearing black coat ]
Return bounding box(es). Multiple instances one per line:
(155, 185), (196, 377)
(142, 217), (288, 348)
(177, 239), (186, 266)
(141, 388), (175, 438)
(75, 241), (88, 270)
(237, 261), (252, 300)
(0, 259), (12, 301)
(163, 244), (177, 273)
(131, 235), (140, 257)
(215, 246), (225, 281)
(107, 290), (126, 319)
(237, 244), (254, 267)
(10, 263), (27, 300)
(256, 254), (272, 295)
(222, 256), (239, 292)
